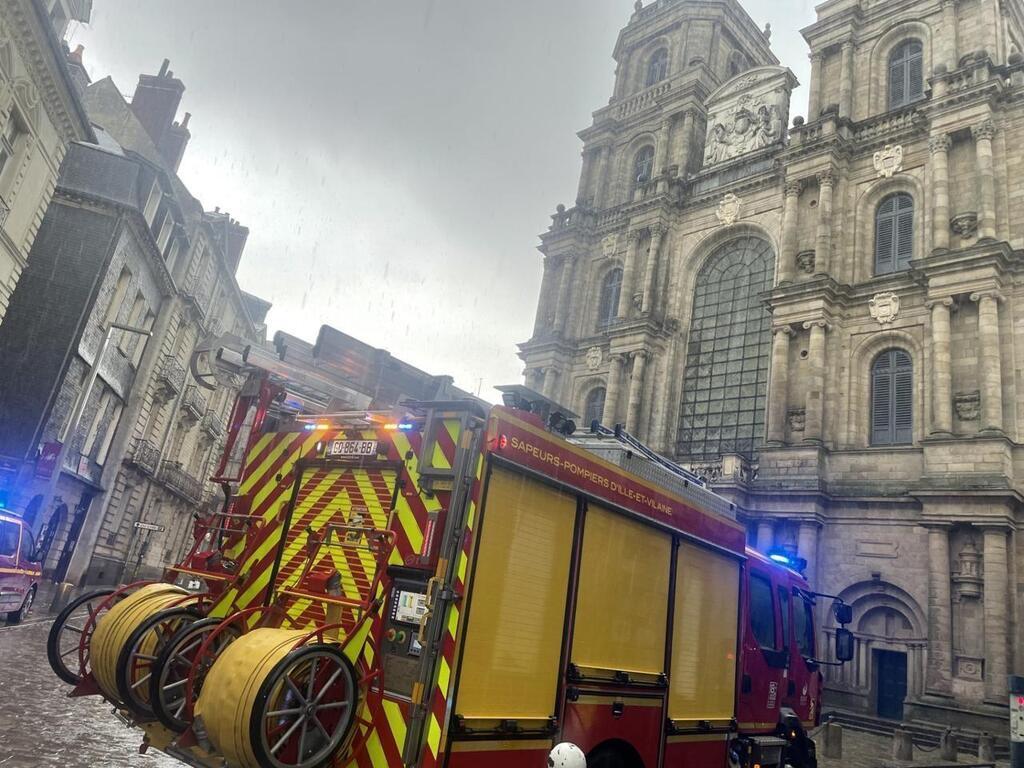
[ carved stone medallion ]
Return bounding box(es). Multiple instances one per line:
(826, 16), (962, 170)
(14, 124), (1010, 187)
(954, 391), (981, 421)
(716, 193), (742, 225)
(788, 408), (806, 432)
(586, 347), (604, 371)
(873, 144), (904, 178)
(601, 233), (620, 259)
(869, 292), (901, 325)
(796, 250), (816, 274)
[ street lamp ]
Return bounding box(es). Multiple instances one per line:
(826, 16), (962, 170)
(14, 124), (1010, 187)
(46, 321), (152, 611)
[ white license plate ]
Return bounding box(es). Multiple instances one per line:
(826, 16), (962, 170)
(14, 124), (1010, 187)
(327, 440), (378, 457)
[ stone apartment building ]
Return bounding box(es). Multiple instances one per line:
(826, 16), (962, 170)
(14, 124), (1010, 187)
(0, 0), (93, 325)
(0, 59), (266, 588)
(523, 0), (1024, 730)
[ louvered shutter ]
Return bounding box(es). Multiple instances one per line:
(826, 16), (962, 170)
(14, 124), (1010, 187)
(893, 352), (913, 444)
(875, 200), (896, 274)
(889, 55), (906, 109)
(907, 47), (924, 102)
(895, 197), (914, 270)
(871, 356), (893, 445)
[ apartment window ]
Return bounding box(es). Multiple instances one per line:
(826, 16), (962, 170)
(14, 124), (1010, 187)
(132, 311), (156, 367)
(95, 402), (123, 466)
(889, 40), (924, 110)
(118, 293), (146, 355)
(875, 193), (914, 275)
(82, 389), (113, 457)
(871, 349), (913, 446)
(0, 113), (23, 179)
(103, 268), (132, 327)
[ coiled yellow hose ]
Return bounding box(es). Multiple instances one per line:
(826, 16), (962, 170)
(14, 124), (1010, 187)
(90, 583), (188, 704)
(195, 628), (308, 768)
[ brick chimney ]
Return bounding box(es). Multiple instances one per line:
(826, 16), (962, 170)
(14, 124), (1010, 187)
(130, 59), (185, 161)
(158, 112), (191, 172)
(65, 44), (90, 98)
(205, 208), (249, 275)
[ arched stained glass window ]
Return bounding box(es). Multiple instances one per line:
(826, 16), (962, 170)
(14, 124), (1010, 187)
(633, 145), (655, 188)
(584, 387), (606, 428)
(889, 40), (924, 110)
(597, 267), (622, 330)
(646, 48), (669, 87)
(677, 236), (775, 460)
(871, 349), (913, 445)
(875, 193), (914, 274)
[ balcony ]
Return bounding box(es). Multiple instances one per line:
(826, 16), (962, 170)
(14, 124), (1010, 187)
(158, 460), (204, 505)
(128, 438), (160, 477)
(154, 357), (186, 401)
(200, 408), (224, 440)
(181, 385), (207, 422)
(181, 273), (208, 319)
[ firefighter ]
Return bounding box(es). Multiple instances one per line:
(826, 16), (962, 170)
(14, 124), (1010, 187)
(549, 743), (587, 768)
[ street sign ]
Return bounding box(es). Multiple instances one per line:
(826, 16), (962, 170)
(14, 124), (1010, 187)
(134, 521), (165, 532)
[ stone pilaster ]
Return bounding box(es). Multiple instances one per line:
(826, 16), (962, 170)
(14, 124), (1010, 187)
(641, 225), (665, 314)
(927, 298), (954, 435)
(807, 52), (822, 120)
(983, 526), (1009, 702)
(592, 145), (610, 209)
(626, 350), (648, 432)
(675, 110), (695, 177)
(970, 291), (1004, 433)
(929, 134), (952, 252)
(980, 0), (999, 63)
(618, 230), (643, 319)
(797, 521), (819, 586)
(655, 117), (672, 175)
(779, 181), (802, 284)
(940, 0), (959, 72)
(766, 326), (794, 444)
(532, 256), (556, 336)
(756, 520), (774, 553)
(803, 321), (829, 442)
(542, 366), (561, 401)
(839, 43), (854, 119)
(603, 353), (625, 426)
(972, 121), (997, 241)
(552, 252), (578, 334)
(814, 171), (834, 275)
(925, 524), (954, 696)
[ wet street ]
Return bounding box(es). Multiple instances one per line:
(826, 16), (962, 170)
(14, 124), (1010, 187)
(0, 617), (178, 768)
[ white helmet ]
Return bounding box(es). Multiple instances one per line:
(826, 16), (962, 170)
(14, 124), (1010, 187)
(548, 742), (587, 768)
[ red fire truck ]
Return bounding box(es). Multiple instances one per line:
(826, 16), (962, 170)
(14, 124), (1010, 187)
(47, 340), (852, 768)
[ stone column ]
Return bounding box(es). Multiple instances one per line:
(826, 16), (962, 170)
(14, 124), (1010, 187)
(655, 117), (672, 175)
(618, 230), (643, 319)
(675, 110), (695, 177)
(576, 149), (594, 204)
(641, 225), (665, 314)
(980, 0), (999, 63)
(807, 53), (823, 121)
(603, 353), (625, 426)
(756, 520), (775, 553)
(941, 0), (959, 73)
(592, 145), (610, 209)
(766, 326), (794, 444)
(928, 298), (954, 434)
(971, 291), (1004, 433)
(552, 252), (578, 334)
(839, 43), (855, 119)
(542, 366), (561, 401)
(803, 321), (829, 442)
(626, 350), (648, 432)
(814, 171), (834, 276)
(797, 521), (819, 586)
(973, 120), (998, 241)
(983, 526), (1009, 701)
(929, 134), (952, 252)
(925, 525), (954, 696)
(779, 181), (802, 284)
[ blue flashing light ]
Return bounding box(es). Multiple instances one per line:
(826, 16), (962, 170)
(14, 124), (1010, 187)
(303, 423), (317, 431)
(769, 552), (791, 565)
(398, 422), (414, 432)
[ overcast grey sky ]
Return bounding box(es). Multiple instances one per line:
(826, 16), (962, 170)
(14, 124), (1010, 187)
(71, 1), (817, 400)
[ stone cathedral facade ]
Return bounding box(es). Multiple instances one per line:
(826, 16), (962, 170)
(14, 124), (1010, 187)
(521, 0), (1024, 730)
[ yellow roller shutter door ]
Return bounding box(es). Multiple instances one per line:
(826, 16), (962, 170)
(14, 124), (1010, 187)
(668, 540), (740, 725)
(573, 504), (671, 676)
(455, 468), (576, 721)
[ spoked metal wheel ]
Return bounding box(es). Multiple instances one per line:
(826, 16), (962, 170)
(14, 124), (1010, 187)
(46, 588), (116, 684)
(250, 645), (359, 768)
(151, 616), (239, 732)
(115, 606), (200, 718)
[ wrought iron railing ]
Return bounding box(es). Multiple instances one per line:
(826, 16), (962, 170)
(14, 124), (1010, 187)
(155, 356), (186, 398)
(182, 385), (207, 421)
(201, 408), (224, 439)
(129, 438), (160, 476)
(158, 460), (204, 505)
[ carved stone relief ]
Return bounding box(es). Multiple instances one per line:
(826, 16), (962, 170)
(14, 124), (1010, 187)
(873, 144), (904, 178)
(716, 193), (742, 225)
(601, 233), (620, 260)
(796, 251), (816, 274)
(585, 347), (604, 371)
(954, 391), (981, 421)
(950, 212), (978, 238)
(787, 408), (806, 432)
(869, 292), (901, 325)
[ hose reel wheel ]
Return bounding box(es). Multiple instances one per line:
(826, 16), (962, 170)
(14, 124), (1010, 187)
(115, 605), (202, 718)
(46, 588), (117, 685)
(249, 644), (360, 768)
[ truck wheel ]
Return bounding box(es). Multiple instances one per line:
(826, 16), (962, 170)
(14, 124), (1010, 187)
(587, 742), (644, 768)
(5, 586), (35, 625)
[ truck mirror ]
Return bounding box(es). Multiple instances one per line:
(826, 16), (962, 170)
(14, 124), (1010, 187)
(835, 628), (855, 663)
(833, 601), (853, 625)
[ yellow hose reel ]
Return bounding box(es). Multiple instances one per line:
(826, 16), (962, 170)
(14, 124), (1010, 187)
(90, 583), (192, 711)
(195, 628), (359, 768)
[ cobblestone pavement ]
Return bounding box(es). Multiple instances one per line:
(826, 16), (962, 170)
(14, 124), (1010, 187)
(0, 617), (179, 768)
(817, 727), (1008, 768)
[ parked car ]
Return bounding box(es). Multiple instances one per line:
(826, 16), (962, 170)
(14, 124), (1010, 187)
(0, 511), (41, 623)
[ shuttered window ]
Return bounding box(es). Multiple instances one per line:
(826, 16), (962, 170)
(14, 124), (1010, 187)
(875, 193), (914, 274)
(646, 48), (669, 87)
(634, 145), (655, 187)
(871, 350), (913, 445)
(583, 387), (606, 428)
(597, 268), (622, 329)
(889, 40), (924, 110)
